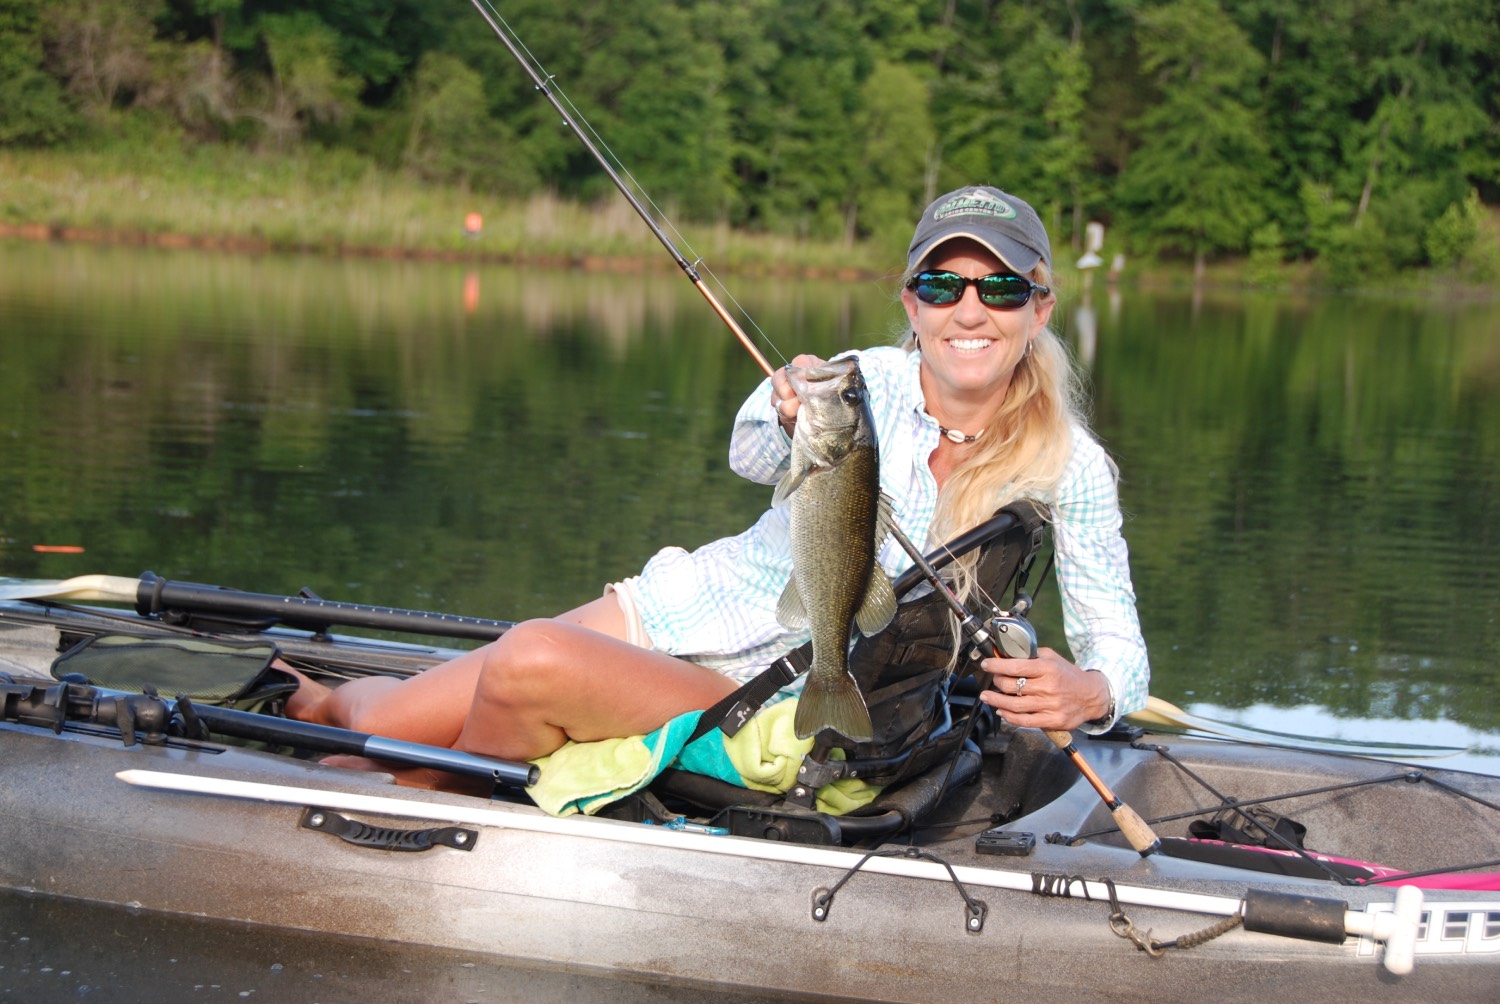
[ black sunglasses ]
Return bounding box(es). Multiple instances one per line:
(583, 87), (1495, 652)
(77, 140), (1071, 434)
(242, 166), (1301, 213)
(906, 270), (1050, 310)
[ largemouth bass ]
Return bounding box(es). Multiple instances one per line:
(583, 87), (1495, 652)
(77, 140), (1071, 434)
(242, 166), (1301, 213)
(773, 358), (897, 741)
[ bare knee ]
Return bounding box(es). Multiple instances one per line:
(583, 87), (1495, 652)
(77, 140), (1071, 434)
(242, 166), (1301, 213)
(471, 619), (577, 713)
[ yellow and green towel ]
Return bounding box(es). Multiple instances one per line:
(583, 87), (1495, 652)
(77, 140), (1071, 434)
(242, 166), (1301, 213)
(528, 699), (880, 817)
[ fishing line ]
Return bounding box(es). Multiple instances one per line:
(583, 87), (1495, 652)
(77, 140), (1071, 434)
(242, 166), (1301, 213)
(467, 0), (786, 374)
(469, 1), (1162, 856)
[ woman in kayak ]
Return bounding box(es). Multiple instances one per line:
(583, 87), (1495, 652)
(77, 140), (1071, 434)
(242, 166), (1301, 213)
(288, 185), (1148, 776)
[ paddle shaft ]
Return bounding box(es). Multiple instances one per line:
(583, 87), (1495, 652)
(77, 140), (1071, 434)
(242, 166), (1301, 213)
(135, 571), (515, 641)
(886, 523), (1161, 856)
(182, 700), (539, 788)
(4, 676), (536, 787)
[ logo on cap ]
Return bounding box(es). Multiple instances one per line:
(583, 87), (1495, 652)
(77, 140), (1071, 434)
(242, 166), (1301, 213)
(934, 189), (1017, 222)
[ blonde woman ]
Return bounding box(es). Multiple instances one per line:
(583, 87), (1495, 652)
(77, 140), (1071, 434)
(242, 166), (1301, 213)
(289, 186), (1148, 775)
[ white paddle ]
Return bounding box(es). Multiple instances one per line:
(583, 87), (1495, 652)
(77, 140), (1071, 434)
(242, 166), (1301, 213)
(1130, 697), (1466, 759)
(0, 574), (141, 603)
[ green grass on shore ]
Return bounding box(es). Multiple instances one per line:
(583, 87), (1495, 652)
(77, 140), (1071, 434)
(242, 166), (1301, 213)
(4, 138), (1496, 296)
(0, 141), (894, 278)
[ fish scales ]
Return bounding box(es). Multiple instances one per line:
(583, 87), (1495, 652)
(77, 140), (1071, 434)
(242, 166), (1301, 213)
(773, 359), (897, 741)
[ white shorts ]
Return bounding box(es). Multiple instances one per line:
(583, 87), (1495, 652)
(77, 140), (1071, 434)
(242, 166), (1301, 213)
(603, 577), (653, 650)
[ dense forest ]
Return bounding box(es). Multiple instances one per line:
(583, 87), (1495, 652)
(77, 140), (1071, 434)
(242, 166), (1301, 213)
(3, 0), (1498, 281)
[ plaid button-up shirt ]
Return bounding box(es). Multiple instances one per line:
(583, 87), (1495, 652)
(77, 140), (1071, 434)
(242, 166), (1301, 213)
(632, 346), (1149, 730)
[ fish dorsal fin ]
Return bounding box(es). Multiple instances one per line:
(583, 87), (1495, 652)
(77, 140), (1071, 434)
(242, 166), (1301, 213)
(854, 493), (899, 635)
(776, 575), (808, 630)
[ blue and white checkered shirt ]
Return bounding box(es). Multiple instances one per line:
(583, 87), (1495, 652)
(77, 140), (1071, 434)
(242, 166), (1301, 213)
(633, 345), (1149, 730)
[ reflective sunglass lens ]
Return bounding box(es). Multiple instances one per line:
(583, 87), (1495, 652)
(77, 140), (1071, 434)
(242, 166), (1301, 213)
(913, 273), (963, 305)
(976, 275), (1032, 308)
(911, 271), (1038, 309)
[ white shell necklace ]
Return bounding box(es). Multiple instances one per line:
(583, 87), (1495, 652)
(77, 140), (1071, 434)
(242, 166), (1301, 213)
(936, 424), (982, 444)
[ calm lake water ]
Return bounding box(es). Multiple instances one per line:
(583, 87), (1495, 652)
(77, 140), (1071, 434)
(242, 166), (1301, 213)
(2, 238), (1499, 995)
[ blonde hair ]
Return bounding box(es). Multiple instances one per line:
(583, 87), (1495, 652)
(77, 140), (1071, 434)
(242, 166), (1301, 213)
(899, 257), (1089, 602)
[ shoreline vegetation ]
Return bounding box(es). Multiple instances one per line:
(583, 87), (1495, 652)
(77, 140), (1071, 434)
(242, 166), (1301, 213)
(4, 145), (1498, 297)
(0, 145), (895, 281)
(7, 1), (1498, 301)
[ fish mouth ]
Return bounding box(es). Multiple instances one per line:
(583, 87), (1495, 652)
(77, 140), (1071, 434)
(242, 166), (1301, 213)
(787, 359), (859, 396)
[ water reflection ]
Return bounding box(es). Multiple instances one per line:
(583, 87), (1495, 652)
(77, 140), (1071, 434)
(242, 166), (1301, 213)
(2, 239), (1497, 765)
(0, 889), (784, 1004)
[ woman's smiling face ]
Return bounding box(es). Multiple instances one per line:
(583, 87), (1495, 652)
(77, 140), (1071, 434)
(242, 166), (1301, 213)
(902, 238), (1054, 406)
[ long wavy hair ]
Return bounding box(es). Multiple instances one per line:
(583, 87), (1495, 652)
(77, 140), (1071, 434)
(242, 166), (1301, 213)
(898, 257), (1092, 602)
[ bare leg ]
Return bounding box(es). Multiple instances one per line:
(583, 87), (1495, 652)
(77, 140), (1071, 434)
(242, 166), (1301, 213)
(454, 616), (738, 761)
(284, 593), (634, 741)
(287, 593), (738, 764)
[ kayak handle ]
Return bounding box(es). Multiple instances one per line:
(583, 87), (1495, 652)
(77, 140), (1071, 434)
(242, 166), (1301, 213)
(300, 807), (479, 852)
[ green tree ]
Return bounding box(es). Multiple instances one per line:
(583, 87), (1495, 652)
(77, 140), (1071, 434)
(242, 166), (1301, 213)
(702, 0), (780, 225)
(0, 0), (75, 144)
(1426, 188), (1497, 281)
(1038, 21), (1096, 253)
(1300, 179), (1384, 288)
(433, 0), (732, 220)
(1246, 220), (1285, 287)
(5, 0), (1499, 282)
(921, 2), (1098, 241)
(841, 61), (933, 247)
(578, 0), (731, 218)
(1233, 0), (1363, 257)
(166, 0), (241, 136)
(40, 0), (166, 116)
(1344, 1), (1496, 266)
(1116, 0), (1271, 278)
(728, 0), (871, 237)
(401, 51), (536, 194)
(247, 11), (361, 150)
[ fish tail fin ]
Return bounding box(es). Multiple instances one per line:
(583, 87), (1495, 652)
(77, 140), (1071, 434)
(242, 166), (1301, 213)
(794, 665), (874, 742)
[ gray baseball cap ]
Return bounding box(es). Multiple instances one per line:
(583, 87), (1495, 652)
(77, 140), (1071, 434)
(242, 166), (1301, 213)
(907, 186), (1051, 273)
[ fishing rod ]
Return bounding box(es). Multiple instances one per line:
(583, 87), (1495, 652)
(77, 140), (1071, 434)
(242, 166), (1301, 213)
(470, 3), (1161, 854)
(893, 538), (1161, 856)
(465, 0), (775, 376)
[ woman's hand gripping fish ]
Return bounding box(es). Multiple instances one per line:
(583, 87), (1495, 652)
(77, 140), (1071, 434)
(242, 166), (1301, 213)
(774, 359), (897, 741)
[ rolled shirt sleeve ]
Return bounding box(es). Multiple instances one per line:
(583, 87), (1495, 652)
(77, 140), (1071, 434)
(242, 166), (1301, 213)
(728, 374), (792, 485)
(1050, 431), (1150, 732)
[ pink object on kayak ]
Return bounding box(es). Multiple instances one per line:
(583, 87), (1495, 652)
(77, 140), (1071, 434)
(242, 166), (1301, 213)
(1180, 838), (1500, 891)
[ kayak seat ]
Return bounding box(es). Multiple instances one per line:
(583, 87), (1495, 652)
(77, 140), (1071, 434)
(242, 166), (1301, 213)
(616, 501), (1051, 844)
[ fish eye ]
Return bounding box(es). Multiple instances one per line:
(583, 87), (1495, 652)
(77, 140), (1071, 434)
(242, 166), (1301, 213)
(841, 387), (863, 405)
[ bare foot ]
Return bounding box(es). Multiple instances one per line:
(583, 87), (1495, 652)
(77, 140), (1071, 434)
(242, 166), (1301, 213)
(279, 662), (333, 721)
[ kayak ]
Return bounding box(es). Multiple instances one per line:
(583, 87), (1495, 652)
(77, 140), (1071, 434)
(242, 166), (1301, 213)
(1, 582), (1498, 1002)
